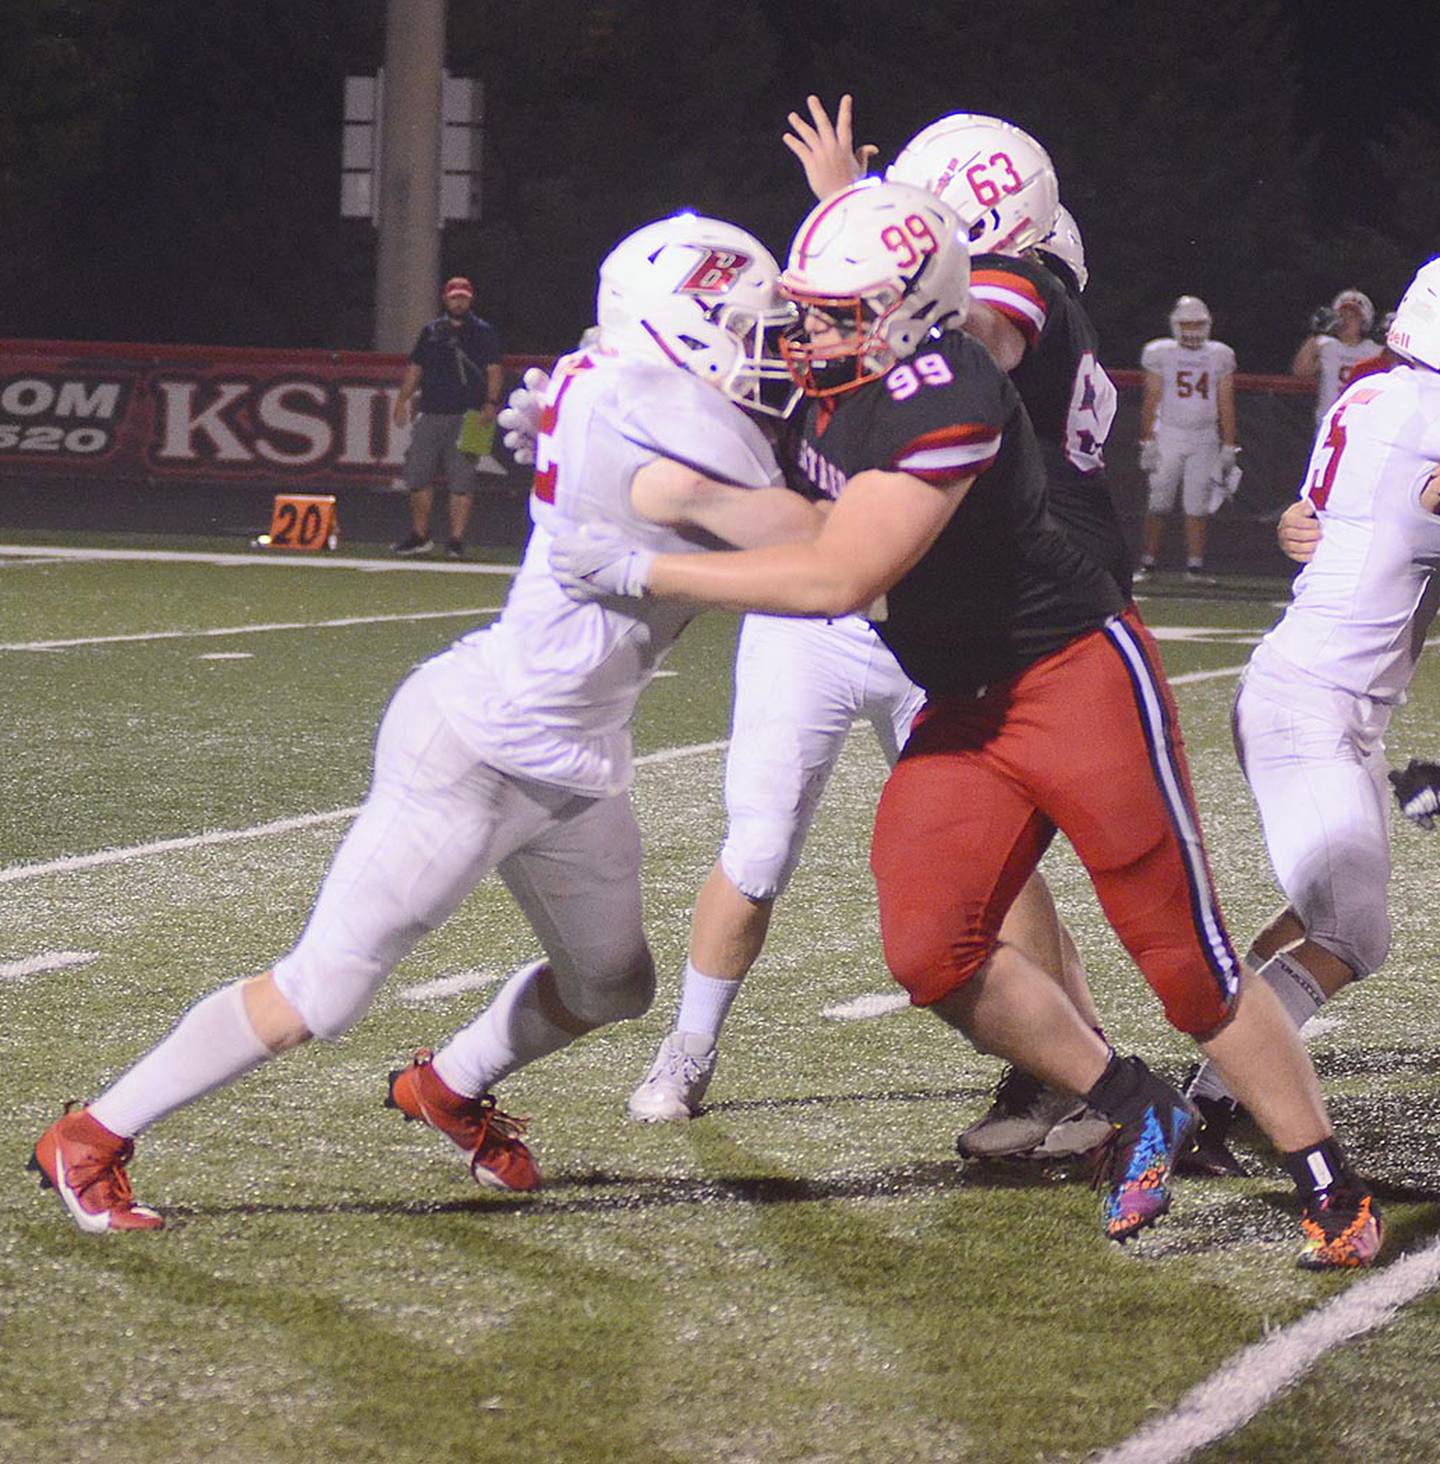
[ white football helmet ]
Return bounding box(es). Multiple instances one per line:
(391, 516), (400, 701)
(778, 179), (969, 397)
(1386, 258), (1440, 371)
(886, 113), (1059, 257)
(1169, 296), (1212, 349)
(595, 214), (799, 416)
(1034, 203), (1087, 292)
(1331, 288), (1376, 332)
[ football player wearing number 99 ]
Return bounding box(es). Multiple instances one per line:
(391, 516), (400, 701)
(885, 109), (1130, 1157)
(29, 214), (825, 1232)
(550, 180), (1380, 1266)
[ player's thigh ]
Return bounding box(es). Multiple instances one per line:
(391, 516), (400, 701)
(275, 668), (555, 1034)
(1147, 450), (1183, 512)
(722, 616), (862, 887)
(858, 638), (927, 767)
(1236, 680), (1391, 971)
(872, 719), (1052, 1003)
(1180, 442), (1219, 515)
(1031, 614), (1239, 1032)
(498, 789), (648, 987)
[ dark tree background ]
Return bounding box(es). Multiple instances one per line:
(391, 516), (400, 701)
(2, 0), (1435, 370)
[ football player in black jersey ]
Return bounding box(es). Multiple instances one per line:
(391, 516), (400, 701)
(550, 181), (1381, 1268)
(786, 99), (1128, 1161)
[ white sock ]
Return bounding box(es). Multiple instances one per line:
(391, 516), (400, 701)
(89, 981), (273, 1138)
(673, 962), (741, 1045)
(1189, 949), (1328, 1105)
(432, 961), (578, 1097)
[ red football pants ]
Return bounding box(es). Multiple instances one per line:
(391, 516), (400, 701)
(870, 606), (1239, 1034)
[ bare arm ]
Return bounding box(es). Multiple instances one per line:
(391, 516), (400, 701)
(782, 94), (878, 202)
(1217, 370), (1237, 446)
(629, 457), (825, 550)
(644, 468), (974, 617)
(1139, 373), (1162, 441)
(1291, 337), (1321, 380)
(962, 301), (1027, 373)
(393, 363), (422, 425)
(482, 363), (504, 420)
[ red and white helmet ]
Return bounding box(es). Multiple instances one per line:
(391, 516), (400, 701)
(1331, 288), (1375, 332)
(1169, 295), (1212, 348)
(1034, 203), (1087, 292)
(779, 179), (969, 397)
(1386, 258), (1440, 371)
(886, 113), (1059, 257)
(596, 214), (799, 416)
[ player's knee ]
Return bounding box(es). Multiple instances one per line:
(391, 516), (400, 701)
(1143, 951), (1238, 1036)
(1319, 912), (1390, 979)
(559, 945), (656, 1026)
(273, 956), (388, 1041)
(720, 819), (804, 901)
(883, 919), (993, 1005)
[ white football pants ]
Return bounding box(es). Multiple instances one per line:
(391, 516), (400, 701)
(273, 659), (652, 1039)
(1233, 655), (1393, 977)
(1147, 428), (1221, 517)
(719, 613), (925, 900)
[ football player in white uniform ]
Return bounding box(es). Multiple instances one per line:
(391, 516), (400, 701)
(1137, 297), (1239, 582)
(29, 215), (826, 1232)
(1182, 259), (1440, 1179)
(1293, 288), (1385, 424)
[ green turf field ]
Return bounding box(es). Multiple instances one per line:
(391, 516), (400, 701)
(4, 536), (1440, 1463)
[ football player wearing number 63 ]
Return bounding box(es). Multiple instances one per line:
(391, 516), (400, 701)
(1177, 260), (1440, 1216)
(29, 214), (824, 1231)
(551, 179), (1381, 1268)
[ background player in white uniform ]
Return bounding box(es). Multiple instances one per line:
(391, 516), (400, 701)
(1293, 288), (1386, 424)
(1137, 297), (1238, 581)
(29, 215), (825, 1232)
(1182, 259), (1440, 1175)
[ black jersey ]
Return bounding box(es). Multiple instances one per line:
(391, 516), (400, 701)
(789, 331), (1124, 696)
(970, 252), (1131, 595)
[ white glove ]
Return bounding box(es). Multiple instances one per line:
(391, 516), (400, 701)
(1139, 439), (1160, 474)
(497, 367), (550, 466)
(1390, 760), (1440, 830)
(1218, 444), (1240, 472)
(549, 524), (655, 602)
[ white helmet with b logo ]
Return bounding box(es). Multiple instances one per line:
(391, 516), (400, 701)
(778, 179), (969, 397)
(596, 215), (799, 416)
(886, 113), (1059, 257)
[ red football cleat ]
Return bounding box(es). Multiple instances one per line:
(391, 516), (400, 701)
(385, 1050), (540, 1193)
(30, 1104), (165, 1233)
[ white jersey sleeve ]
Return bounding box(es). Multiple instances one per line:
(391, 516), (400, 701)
(1258, 364), (1440, 703)
(431, 356), (786, 797)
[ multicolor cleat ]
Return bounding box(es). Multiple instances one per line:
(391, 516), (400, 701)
(1298, 1182), (1384, 1270)
(1094, 1084), (1199, 1243)
(385, 1050), (540, 1192)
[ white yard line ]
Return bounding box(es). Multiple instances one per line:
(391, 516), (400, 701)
(0, 606), (503, 652)
(0, 544), (518, 575)
(397, 969), (504, 1003)
(1096, 1234), (1440, 1463)
(822, 992), (910, 1021)
(0, 950), (100, 980)
(0, 738), (733, 887)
